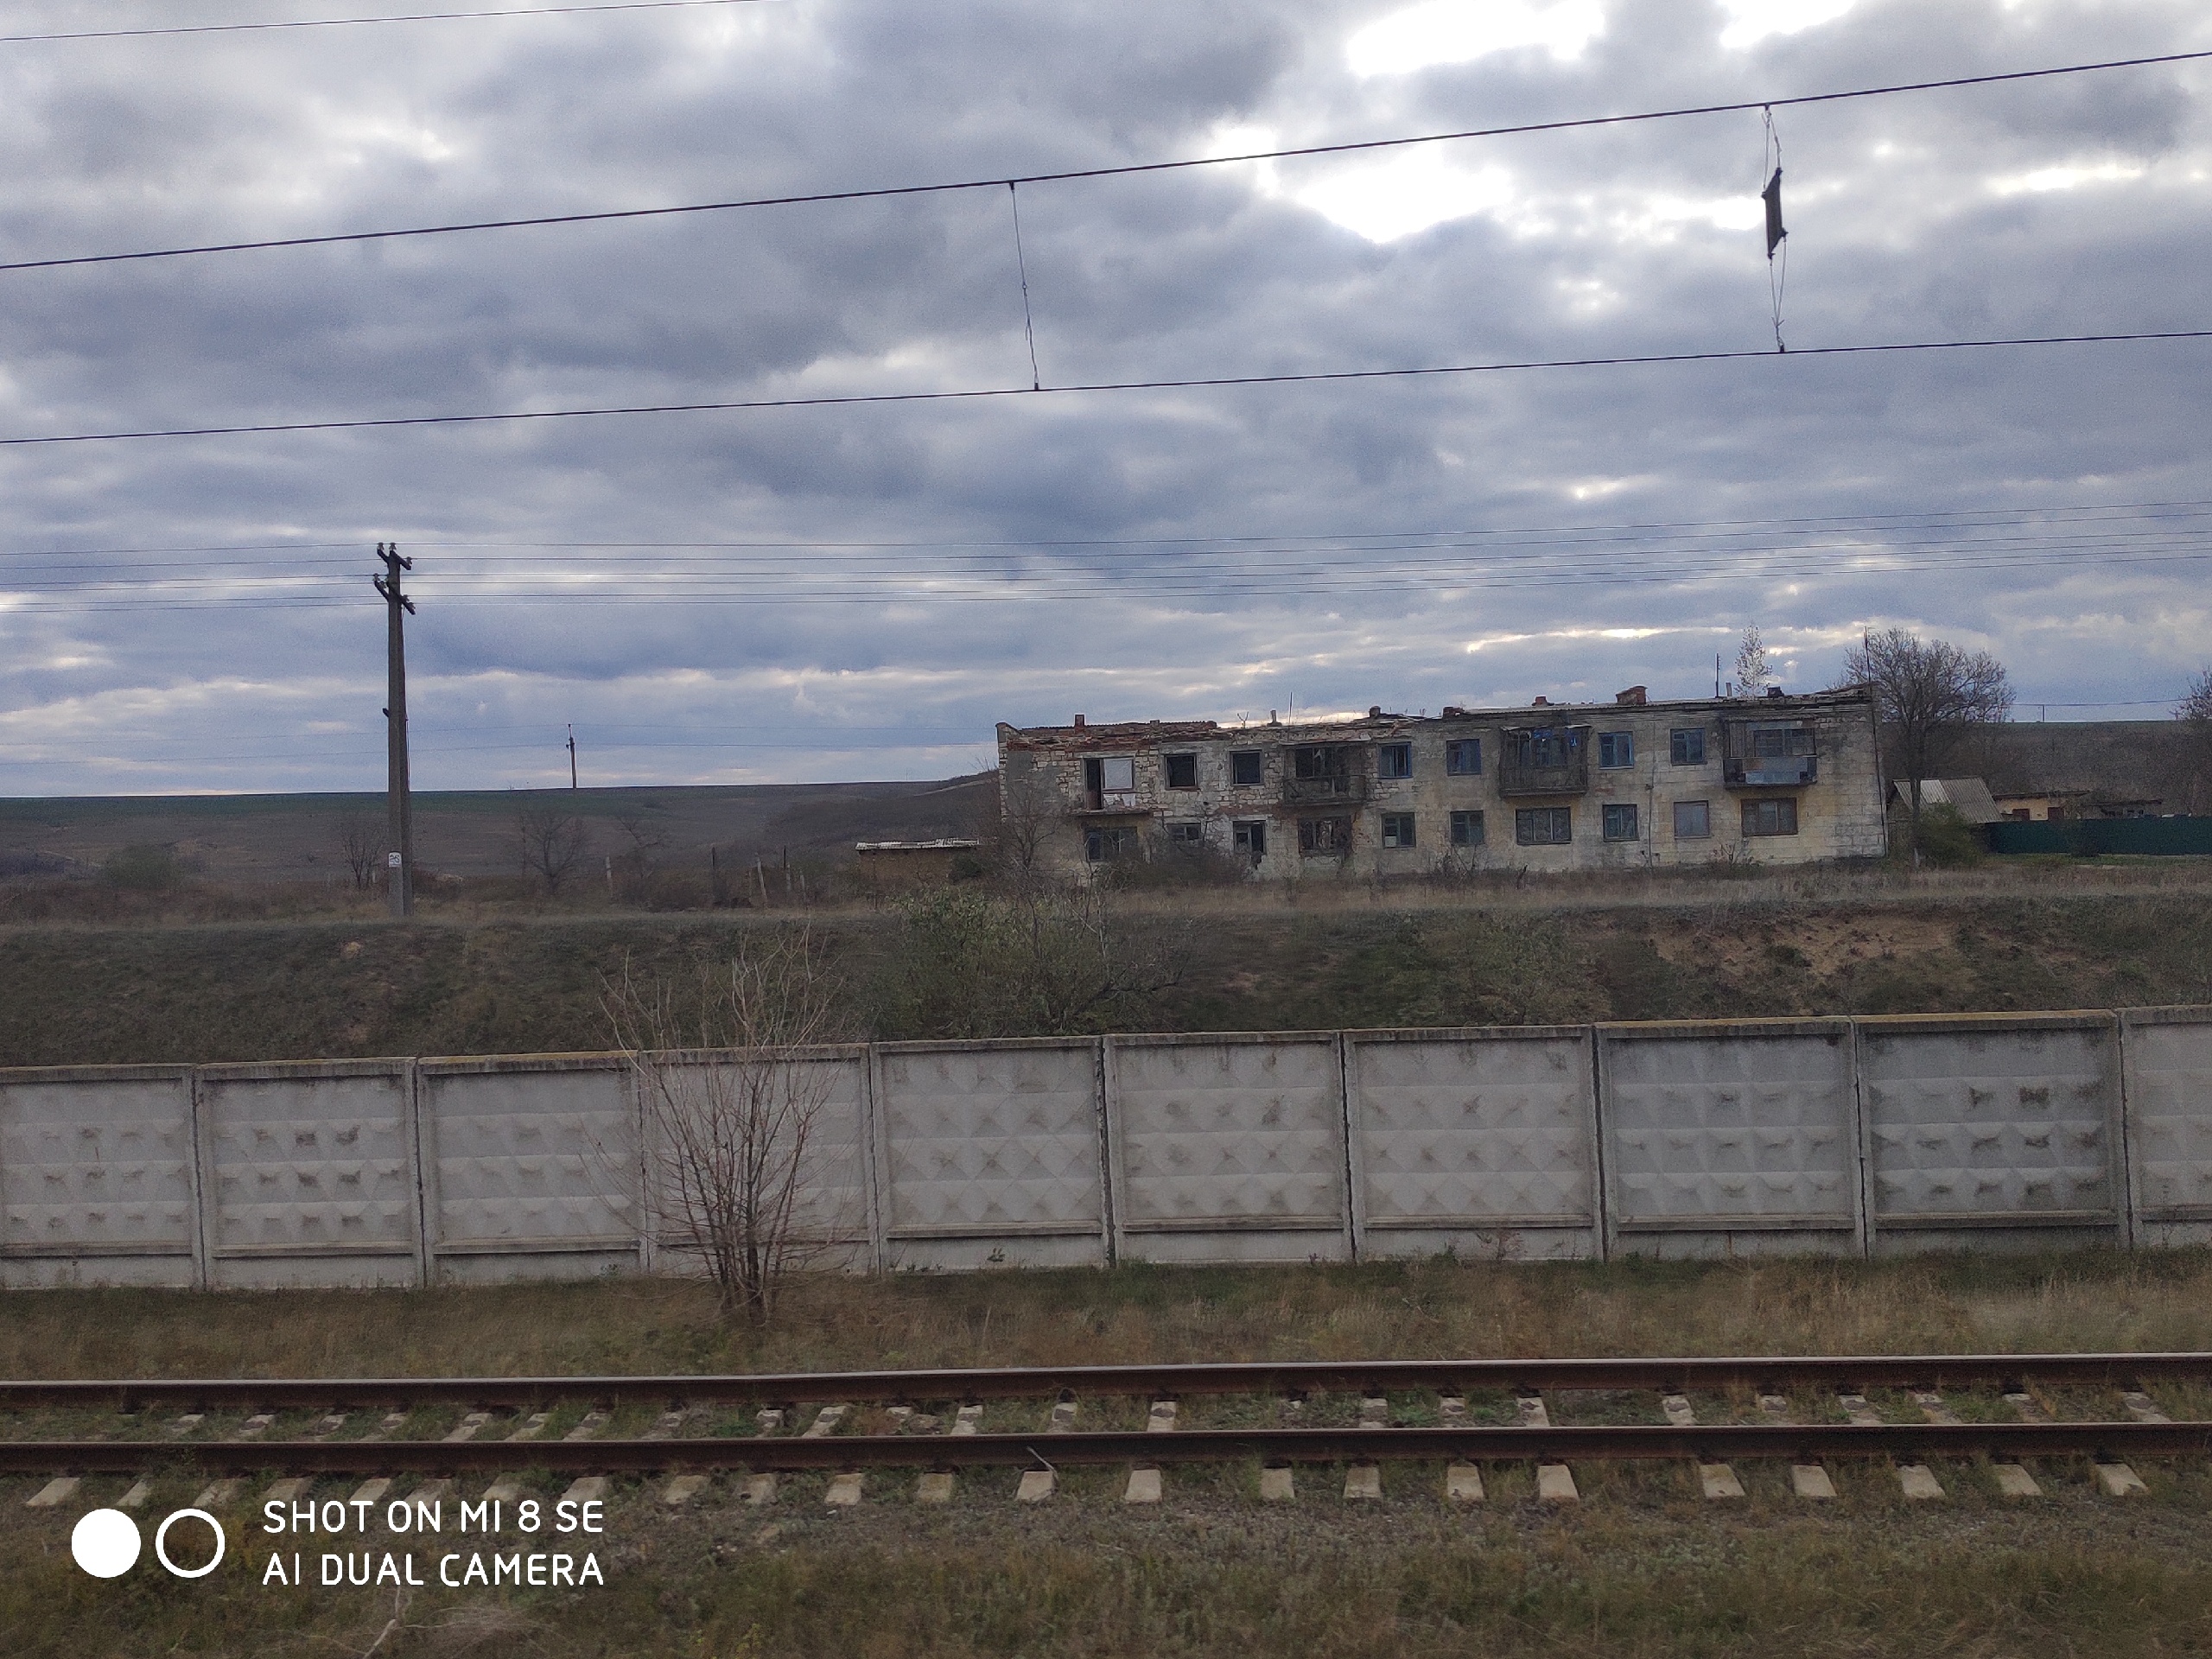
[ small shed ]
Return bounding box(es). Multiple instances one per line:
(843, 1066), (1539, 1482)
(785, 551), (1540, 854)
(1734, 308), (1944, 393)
(855, 839), (983, 887)
(1893, 779), (2001, 823)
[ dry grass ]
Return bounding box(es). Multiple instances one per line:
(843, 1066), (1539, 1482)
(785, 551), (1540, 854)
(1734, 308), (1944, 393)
(4, 1255), (2212, 1657)
(4, 1249), (2210, 1382)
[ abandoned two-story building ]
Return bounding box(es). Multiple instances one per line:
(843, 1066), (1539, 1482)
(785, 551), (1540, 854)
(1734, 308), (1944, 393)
(995, 686), (1886, 877)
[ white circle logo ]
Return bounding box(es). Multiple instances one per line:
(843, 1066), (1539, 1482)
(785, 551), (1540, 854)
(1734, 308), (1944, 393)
(71, 1508), (142, 1579)
(155, 1509), (226, 1579)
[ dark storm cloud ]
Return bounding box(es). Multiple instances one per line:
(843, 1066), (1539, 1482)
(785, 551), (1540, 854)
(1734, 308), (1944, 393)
(0, 0), (2208, 793)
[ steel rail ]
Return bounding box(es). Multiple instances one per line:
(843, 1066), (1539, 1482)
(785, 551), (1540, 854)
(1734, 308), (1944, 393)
(3, 1352), (2207, 1412)
(2, 1422), (2208, 1478)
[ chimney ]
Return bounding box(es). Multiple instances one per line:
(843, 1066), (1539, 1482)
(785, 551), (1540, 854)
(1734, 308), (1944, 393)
(1268, 709), (1280, 725)
(1368, 705), (1382, 719)
(1073, 714), (1085, 728)
(1531, 695), (1550, 707)
(1615, 685), (1647, 706)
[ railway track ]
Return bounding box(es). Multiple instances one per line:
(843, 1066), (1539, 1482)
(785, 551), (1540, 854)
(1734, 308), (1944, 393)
(6, 1354), (2208, 1506)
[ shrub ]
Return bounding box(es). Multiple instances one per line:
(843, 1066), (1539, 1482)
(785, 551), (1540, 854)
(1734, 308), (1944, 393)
(101, 844), (184, 890)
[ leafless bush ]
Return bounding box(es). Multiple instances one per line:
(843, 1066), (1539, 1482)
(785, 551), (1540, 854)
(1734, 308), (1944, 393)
(603, 931), (848, 1323)
(336, 813), (381, 890)
(613, 811), (671, 906)
(513, 798), (592, 895)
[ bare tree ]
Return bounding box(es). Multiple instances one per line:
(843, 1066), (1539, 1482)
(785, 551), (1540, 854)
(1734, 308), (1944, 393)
(603, 931), (847, 1323)
(2181, 664), (2212, 724)
(336, 813), (380, 891)
(514, 798), (592, 894)
(2177, 664), (2212, 814)
(613, 811), (671, 906)
(1734, 625), (1776, 696)
(1840, 627), (2013, 847)
(992, 764), (1063, 881)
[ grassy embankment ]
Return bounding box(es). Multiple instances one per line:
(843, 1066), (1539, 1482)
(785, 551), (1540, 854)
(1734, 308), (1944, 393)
(3, 1254), (2212, 1656)
(3, 867), (2209, 1065)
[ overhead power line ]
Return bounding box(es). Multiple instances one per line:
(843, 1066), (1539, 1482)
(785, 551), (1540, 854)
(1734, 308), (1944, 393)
(3, 48), (2207, 275)
(6, 497), (2211, 565)
(4, 330), (2209, 448)
(8, 505), (2210, 611)
(0, 0), (776, 46)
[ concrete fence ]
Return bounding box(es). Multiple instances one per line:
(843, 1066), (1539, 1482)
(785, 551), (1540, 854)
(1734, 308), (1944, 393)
(3, 1007), (2209, 1287)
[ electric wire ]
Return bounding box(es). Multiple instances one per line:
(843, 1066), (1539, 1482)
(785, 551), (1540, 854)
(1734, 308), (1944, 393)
(7, 330), (2211, 448)
(0, 0), (777, 46)
(3, 48), (2206, 276)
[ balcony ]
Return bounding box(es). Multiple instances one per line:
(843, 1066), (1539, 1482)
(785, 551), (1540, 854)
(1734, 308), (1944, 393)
(1724, 756), (1818, 788)
(1281, 744), (1368, 808)
(1073, 789), (1151, 817)
(1724, 721), (1817, 789)
(1498, 725), (1592, 797)
(1282, 772), (1369, 807)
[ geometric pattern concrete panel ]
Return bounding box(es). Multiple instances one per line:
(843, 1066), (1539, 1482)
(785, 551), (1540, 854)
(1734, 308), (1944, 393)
(0, 1071), (195, 1260)
(198, 1066), (417, 1257)
(1346, 1031), (1594, 1234)
(1860, 1019), (2117, 1223)
(1602, 1026), (1855, 1227)
(636, 1052), (871, 1255)
(1109, 1036), (1347, 1254)
(876, 1039), (1102, 1241)
(422, 1061), (635, 1252)
(2121, 1011), (2212, 1222)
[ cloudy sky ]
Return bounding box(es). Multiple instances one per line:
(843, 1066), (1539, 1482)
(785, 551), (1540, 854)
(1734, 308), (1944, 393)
(0, 0), (2207, 795)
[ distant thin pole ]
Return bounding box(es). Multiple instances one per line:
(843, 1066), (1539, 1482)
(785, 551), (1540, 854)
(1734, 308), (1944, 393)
(568, 724), (579, 789)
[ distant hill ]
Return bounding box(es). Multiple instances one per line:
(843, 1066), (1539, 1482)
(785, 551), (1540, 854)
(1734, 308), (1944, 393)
(0, 774), (996, 886)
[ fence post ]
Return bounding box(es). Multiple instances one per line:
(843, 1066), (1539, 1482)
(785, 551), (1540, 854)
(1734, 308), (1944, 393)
(185, 1067), (212, 1293)
(404, 1057), (433, 1288)
(1588, 1027), (1616, 1262)
(1339, 1033), (1368, 1263)
(1847, 1020), (1874, 1259)
(1100, 1035), (1127, 1266)
(2107, 1010), (2136, 1250)
(861, 1045), (889, 1273)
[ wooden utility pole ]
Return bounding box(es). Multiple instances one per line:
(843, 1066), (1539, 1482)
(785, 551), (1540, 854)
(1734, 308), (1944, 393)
(373, 542), (416, 918)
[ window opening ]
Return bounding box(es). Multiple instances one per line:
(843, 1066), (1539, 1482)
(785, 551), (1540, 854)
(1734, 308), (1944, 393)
(1446, 738), (1483, 775)
(1601, 803), (1640, 842)
(1741, 798), (1800, 836)
(1381, 812), (1415, 848)
(1298, 816), (1353, 855)
(1673, 800), (1712, 839)
(1515, 807), (1573, 846)
(1449, 810), (1485, 847)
